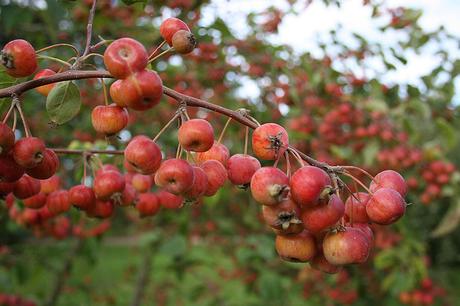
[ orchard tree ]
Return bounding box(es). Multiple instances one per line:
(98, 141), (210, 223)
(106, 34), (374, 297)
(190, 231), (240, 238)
(0, 1), (459, 305)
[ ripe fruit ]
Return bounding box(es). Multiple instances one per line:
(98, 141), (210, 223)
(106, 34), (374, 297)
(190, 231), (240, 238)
(13, 137), (46, 168)
(172, 30), (196, 54)
(93, 170), (125, 200)
(366, 188), (406, 225)
(120, 183), (137, 206)
(23, 192), (47, 209)
(0, 181), (16, 196)
(344, 192), (370, 223)
(178, 119), (214, 152)
(370, 170), (407, 197)
(33, 69), (56, 96)
(1, 39), (37, 77)
(136, 193), (160, 217)
(87, 200), (114, 218)
(13, 175), (40, 199)
(252, 123), (288, 160)
(199, 160), (227, 196)
(0, 123), (15, 154)
(262, 198), (303, 235)
(131, 173), (152, 193)
(196, 141), (230, 166)
(110, 70), (163, 111)
(310, 252), (341, 274)
(157, 190), (183, 209)
(160, 17), (190, 45)
(25, 148), (59, 179)
(154, 159), (194, 195)
(69, 184), (95, 210)
(227, 154), (261, 187)
(183, 166), (208, 201)
(40, 175), (61, 194)
(290, 166), (331, 207)
(322, 227), (370, 265)
(95, 164), (119, 177)
(103, 37), (148, 79)
(91, 104), (128, 135)
(46, 190), (71, 215)
(351, 223), (374, 243)
(275, 230), (316, 262)
(0, 154), (24, 182)
(301, 194), (345, 233)
(250, 167), (289, 206)
(124, 135), (162, 174)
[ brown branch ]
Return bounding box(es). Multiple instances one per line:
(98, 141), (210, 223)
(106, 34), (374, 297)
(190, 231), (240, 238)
(82, 0), (98, 58)
(44, 238), (84, 306)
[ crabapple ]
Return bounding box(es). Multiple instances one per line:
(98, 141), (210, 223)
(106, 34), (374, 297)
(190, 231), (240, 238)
(103, 37), (148, 79)
(177, 119), (214, 152)
(301, 194), (345, 233)
(290, 166), (331, 207)
(344, 192), (370, 223)
(160, 17), (190, 45)
(25, 148), (59, 179)
(124, 135), (162, 174)
(69, 184), (95, 210)
(275, 230), (316, 262)
(370, 170), (407, 197)
(227, 154), (261, 186)
(199, 160), (227, 196)
(366, 188), (406, 225)
(93, 170), (126, 200)
(91, 104), (128, 135)
(154, 158), (194, 195)
(252, 123), (288, 160)
(33, 69), (56, 96)
(136, 192), (160, 217)
(196, 141), (230, 166)
(13, 137), (46, 168)
(262, 198), (303, 235)
(250, 167), (289, 206)
(1, 39), (37, 77)
(323, 227), (370, 265)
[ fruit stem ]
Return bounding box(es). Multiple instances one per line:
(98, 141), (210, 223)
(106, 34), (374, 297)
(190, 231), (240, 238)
(14, 98), (31, 137)
(244, 126), (249, 155)
(1, 99), (16, 124)
(89, 38), (113, 53)
(82, 152), (88, 185)
(152, 112), (180, 142)
(36, 43), (79, 57)
(342, 172), (372, 194)
(80, 52), (105, 63)
(287, 147), (304, 168)
(100, 78), (109, 106)
(285, 151), (291, 178)
(37, 55), (73, 68)
(217, 117), (232, 145)
(341, 165), (375, 181)
(148, 40), (166, 60)
(12, 109), (17, 131)
(148, 47), (174, 64)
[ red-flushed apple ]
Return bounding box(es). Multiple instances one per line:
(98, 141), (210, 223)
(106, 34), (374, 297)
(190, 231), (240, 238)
(160, 17), (190, 45)
(344, 192), (370, 223)
(196, 141), (230, 166)
(1, 39), (37, 77)
(366, 188), (406, 225)
(199, 160), (227, 196)
(69, 184), (95, 210)
(0, 154), (24, 182)
(183, 166), (208, 201)
(103, 37), (148, 79)
(46, 190), (71, 215)
(250, 167), (289, 206)
(275, 230), (316, 262)
(0, 122), (15, 154)
(323, 227), (370, 265)
(227, 154), (261, 186)
(301, 194), (345, 233)
(290, 166), (331, 207)
(370, 170), (407, 197)
(13, 174), (40, 199)
(262, 198), (303, 235)
(154, 158), (194, 195)
(23, 192), (47, 209)
(33, 69), (56, 96)
(252, 123), (288, 160)
(178, 119), (214, 152)
(124, 135), (162, 174)
(91, 104), (128, 135)
(26, 148), (59, 179)
(157, 189), (183, 209)
(136, 192), (160, 217)
(13, 137), (46, 168)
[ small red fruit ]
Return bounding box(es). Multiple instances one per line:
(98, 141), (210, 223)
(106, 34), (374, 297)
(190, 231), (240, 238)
(183, 166), (208, 201)
(157, 190), (183, 209)
(136, 192), (160, 217)
(250, 167), (289, 206)
(124, 135), (162, 174)
(154, 159), (195, 195)
(131, 173), (152, 193)
(40, 175), (61, 194)
(172, 30), (196, 54)
(290, 166), (331, 207)
(93, 170), (126, 200)
(1, 39), (37, 77)
(33, 69), (56, 96)
(120, 184), (137, 206)
(310, 252), (342, 274)
(86, 200), (114, 218)
(160, 17), (190, 46)
(91, 104), (128, 135)
(178, 119), (214, 152)
(0, 154), (24, 182)
(25, 148), (59, 179)
(0, 181), (16, 196)
(366, 188), (406, 225)
(69, 184), (95, 210)
(301, 194), (345, 233)
(262, 198), (303, 235)
(13, 175), (40, 199)
(23, 192), (47, 209)
(370, 170), (407, 197)
(252, 123), (288, 160)
(199, 160), (227, 196)
(227, 154), (261, 186)
(196, 141), (230, 166)
(0, 123), (15, 154)
(344, 192), (370, 223)
(103, 37), (148, 79)
(13, 137), (46, 168)
(46, 190), (71, 215)
(275, 230), (316, 262)
(323, 227), (370, 265)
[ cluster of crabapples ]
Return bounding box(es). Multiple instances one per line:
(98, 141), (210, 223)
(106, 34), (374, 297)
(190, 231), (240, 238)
(1, 16), (407, 270)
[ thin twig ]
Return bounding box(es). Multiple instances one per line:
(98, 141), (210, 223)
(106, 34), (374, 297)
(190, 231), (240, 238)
(152, 112), (180, 142)
(148, 40), (166, 60)
(243, 126), (249, 155)
(217, 117), (232, 144)
(342, 172), (372, 194)
(2, 99), (16, 124)
(82, 0), (98, 57)
(148, 48), (174, 63)
(15, 99), (31, 137)
(36, 43), (79, 56)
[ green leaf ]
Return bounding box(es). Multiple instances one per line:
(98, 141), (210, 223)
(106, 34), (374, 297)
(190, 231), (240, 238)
(46, 81), (81, 125)
(431, 199), (460, 237)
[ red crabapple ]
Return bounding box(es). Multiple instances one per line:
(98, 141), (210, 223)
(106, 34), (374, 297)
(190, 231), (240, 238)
(366, 188), (406, 225)
(13, 137), (46, 168)
(160, 17), (190, 45)
(196, 141), (230, 166)
(370, 170), (407, 197)
(1, 39), (37, 77)
(136, 192), (160, 217)
(227, 154), (261, 187)
(103, 37), (148, 79)
(301, 194), (345, 233)
(275, 230), (316, 262)
(199, 160), (227, 196)
(344, 192), (370, 223)
(178, 119), (214, 152)
(154, 159), (194, 195)
(323, 227), (370, 265)
(91, 104), (128, 135)
(290, 166), (331, 207)
(69, 184), (95, 210)
(262, 198), (303, 235)
(33, 69), (56, 96)
(250, 167), (289, 206)
(252, 123), (288, 160)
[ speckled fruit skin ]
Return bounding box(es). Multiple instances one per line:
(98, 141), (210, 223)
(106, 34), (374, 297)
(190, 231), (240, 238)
(262, 198), (303, 235)
(13, 137), (46, 169)
(301, 194), (345, 233)
(366, 188), (406, 225)
(93, 170), (125, 201)
(46, 190), (71, 215)
(110, 70), (163, 111)
(370, 170), (407, 197)
(227, 154), (261, 186)
(196, 141), (230, 166)
(1, 39), (37, 77)
(154, 159), (195, 195)
(0, 122), (15, 154)
(91, 104), (128, 135)
(344, 192), (370, 223)
(250, 167), (289, 206)
(199, 160), (227, 196)
(26, 149), (59, 180)
(136, 193), (160, 217)
(13, 175), (40, 199)
(124, 135), (162, 175)
(275, 230), (317, 262)
(323, 227), (370, 265)
(251, 123), (289, 160)
(160, 18), (190, 45)
(157, 190), (183, 209)
(33, 69), (56, 96)
(103, 37), (148, 79)
(69, 184), (95, 211)
(290, 166), (331, 207)
(178, 119), (214, 152)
